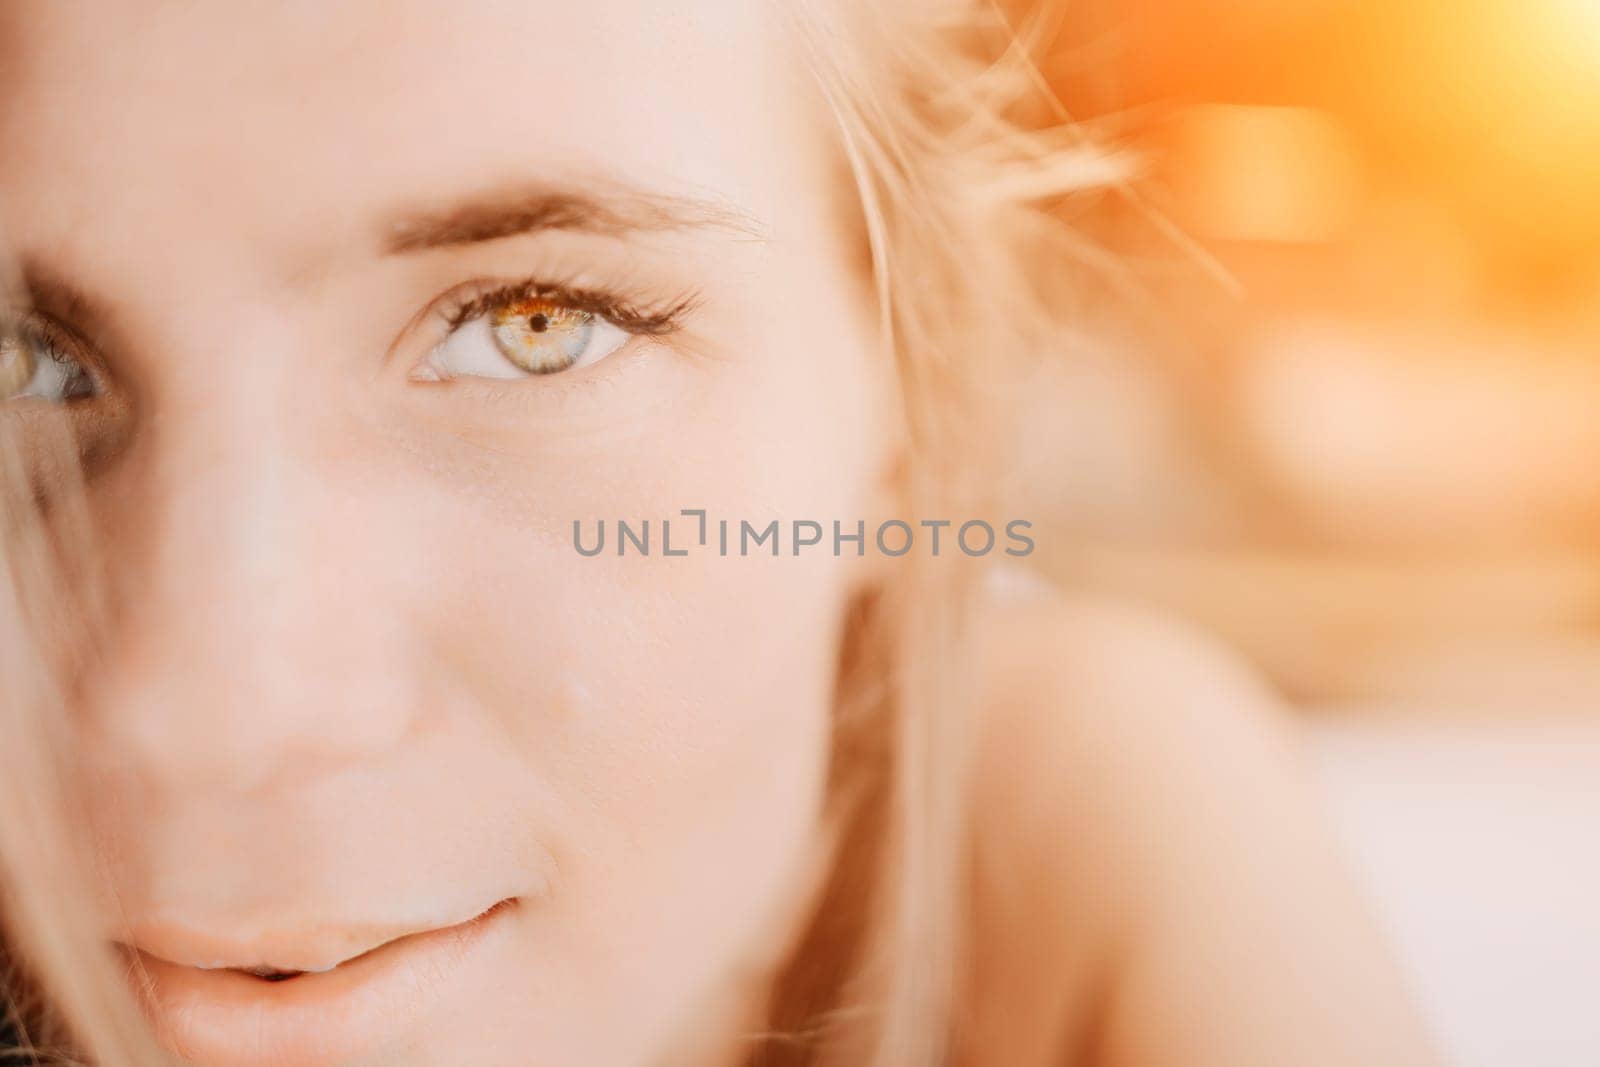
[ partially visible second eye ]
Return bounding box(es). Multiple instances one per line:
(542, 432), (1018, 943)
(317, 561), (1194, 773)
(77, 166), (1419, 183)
(0, 319), (97, 404)
(419, 296), (631, 382)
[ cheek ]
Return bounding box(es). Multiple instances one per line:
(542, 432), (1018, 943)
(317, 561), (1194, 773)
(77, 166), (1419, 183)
(416, 513), (845, 1055)
(405, 323), (880, 1042)
(423, 305), (881, 835)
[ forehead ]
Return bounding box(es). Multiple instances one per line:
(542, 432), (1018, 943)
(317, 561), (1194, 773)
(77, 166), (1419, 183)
(0, 0), (815, 265)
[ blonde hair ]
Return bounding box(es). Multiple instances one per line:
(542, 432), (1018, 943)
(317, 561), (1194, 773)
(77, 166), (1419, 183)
(753, 3), (1124, 1062)
(0, 2), (1120, 1063)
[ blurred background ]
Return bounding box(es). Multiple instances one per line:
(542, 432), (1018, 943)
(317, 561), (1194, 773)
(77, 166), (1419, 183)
(1011, 1), (1600, 1063)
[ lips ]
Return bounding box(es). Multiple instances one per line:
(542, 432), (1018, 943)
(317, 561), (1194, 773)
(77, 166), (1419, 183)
(119, 898), (519, 1067)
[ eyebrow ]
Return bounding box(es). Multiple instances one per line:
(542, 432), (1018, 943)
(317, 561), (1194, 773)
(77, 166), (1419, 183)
(382, 182), (767, 254)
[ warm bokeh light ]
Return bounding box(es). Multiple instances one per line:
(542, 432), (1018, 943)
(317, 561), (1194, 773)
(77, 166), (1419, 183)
(1161, 105), (1361, 244)
(1021, 0), (1600, 707)
(1016, 17), (1600, 1055)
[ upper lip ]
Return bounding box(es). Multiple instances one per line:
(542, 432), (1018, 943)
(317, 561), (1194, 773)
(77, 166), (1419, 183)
(118, 899), (515, 975)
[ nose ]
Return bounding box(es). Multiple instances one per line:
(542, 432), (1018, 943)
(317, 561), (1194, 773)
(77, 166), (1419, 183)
(85, 335), (426, 795)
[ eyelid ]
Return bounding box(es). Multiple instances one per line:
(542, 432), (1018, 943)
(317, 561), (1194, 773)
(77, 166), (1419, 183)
(4, 308), (90, 360)
(1, 308), (104, 386)
(436, 276), (699, 337)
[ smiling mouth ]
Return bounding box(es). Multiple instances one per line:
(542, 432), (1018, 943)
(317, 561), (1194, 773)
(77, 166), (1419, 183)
(130, 897), (519, 983)
(117, 897), (522, 1067)
(120, 896), (518, 977)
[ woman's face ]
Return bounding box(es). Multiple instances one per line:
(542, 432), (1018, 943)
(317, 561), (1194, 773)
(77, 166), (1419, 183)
(0, 2), (892, 1064)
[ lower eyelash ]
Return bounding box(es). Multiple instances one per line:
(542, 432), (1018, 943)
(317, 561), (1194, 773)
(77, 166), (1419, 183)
(424, 336), (650, 413)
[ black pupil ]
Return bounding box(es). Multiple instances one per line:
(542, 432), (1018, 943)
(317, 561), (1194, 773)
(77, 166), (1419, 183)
(528, 313), (550, 333)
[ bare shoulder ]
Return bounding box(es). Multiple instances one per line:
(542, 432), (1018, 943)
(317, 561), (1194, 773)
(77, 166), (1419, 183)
(969, 583), (1292, 781)
(958, 577), (1438, 1067)
(966, 586), (1305, 882)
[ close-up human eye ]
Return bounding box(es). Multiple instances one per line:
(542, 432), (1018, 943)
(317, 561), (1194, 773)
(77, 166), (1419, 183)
(0, 317), (98, 404)
(415, 286), (636, 383)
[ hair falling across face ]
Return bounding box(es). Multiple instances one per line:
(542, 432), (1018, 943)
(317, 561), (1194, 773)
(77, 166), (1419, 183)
(0, 2), (930, 1064)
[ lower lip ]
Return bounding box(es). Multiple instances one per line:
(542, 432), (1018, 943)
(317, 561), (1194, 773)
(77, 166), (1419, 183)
(126, 900), (518, 1067)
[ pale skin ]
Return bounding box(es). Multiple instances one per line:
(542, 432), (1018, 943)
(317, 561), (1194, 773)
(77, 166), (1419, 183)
(0, 2), (1436, 1066)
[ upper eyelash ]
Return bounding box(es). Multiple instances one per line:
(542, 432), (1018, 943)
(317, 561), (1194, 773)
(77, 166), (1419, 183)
(33, 320), (85, 366)
(441, 277), (700, 337)
(4, 312), (78, 359)
(3, 311), (95, 379)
